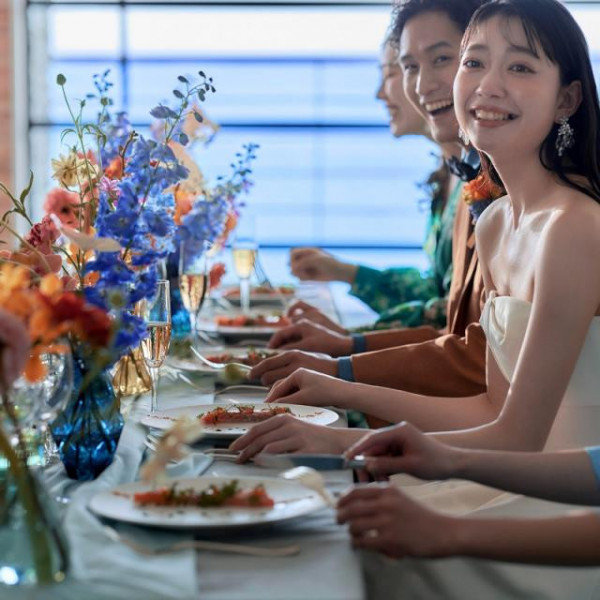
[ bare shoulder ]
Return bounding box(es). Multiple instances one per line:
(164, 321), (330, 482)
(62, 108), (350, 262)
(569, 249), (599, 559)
(545, 190), (600, 248)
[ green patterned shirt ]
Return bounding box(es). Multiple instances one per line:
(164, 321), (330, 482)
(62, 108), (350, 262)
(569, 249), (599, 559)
(350, 179), (461, 330)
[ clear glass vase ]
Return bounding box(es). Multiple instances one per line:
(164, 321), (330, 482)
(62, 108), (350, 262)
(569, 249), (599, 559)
(0, 437), (68, 587)
(50, 352), (123, 481)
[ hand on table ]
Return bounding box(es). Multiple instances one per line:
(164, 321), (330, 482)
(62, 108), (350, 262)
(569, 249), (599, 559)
(345, 421), (460, 481)
(268, 319), (353, 356)
(289, 248), (358, 284)
(286, 300), (348, 335)
(229, 414), (347, 462)
(337, 484), (455, 559)
(264, 367), (355, 408)
(250, 349), (339, 386)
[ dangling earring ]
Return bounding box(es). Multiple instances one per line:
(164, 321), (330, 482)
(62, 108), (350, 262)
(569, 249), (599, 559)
(555, 116), (575, 157)
(458, 127), (469, 145)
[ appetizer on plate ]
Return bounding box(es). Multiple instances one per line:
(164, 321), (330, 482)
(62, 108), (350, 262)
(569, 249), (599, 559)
(215, 314), (290, 328)
(223, 285), (295, 298)
(199, 404), (291, 425)
(206, 348), (277, 367)
(133, 480), (274, 508)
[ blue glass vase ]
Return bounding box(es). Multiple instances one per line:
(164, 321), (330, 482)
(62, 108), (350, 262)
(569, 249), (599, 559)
(50, 353), (123, 481)
(166, 250), (191, 339)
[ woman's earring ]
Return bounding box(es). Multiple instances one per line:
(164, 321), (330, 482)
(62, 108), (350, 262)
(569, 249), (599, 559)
(555, 116), (575, 157)
(458, 128), (469, 145)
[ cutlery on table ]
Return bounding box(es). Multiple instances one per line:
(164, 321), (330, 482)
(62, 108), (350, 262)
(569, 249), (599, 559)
(254, 453), (367, 471)
(101, 525), (300, 557)
(280, 466), (336, 507)
(190, 347), (253, 374)
(144, 434), (241, 462)
(214, 384), (269, 396)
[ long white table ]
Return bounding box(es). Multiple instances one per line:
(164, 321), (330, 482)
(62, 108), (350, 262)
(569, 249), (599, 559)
(20, 283), (371, 600)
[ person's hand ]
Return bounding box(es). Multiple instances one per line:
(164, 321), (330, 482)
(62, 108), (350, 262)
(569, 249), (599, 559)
(345, 421), (460, 481)
(250, 350), (339, 386)
(337, 484), (457, 559)
(289, 248), (357, 283)
(265, 367), (354, 408)
(268, 319), (353, 356)
(286, 300), (347, 335)
(229, 414), (347, 462)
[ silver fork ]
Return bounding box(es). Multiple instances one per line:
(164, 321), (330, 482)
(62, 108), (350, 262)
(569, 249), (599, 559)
(101, 524), (300, 557)
(254, 256), (290, 307)
(190, 347), (252, 374)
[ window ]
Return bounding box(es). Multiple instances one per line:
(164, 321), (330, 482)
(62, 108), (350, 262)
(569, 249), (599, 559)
(24, 1), (600, 279)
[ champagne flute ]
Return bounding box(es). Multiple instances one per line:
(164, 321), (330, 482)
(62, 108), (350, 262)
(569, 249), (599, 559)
(140, 281), (172, 413)
(232, 229), (257, 315)
(178, 240), (209, 346)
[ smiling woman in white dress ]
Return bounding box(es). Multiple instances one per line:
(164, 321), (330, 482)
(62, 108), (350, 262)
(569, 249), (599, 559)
(332, 0), (600, 596)
(232, 0), (600, 462)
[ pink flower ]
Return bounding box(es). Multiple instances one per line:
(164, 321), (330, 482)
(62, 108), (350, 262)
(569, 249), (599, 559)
(24, 216), (60, 254)
(99, 176), (120, 198)
(0, 308), (31, 391)
(43, 188), (80, 227)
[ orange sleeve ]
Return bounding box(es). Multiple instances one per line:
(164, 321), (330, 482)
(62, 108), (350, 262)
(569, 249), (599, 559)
(352, 322), (487, 398)
(362, 325), (442, 351)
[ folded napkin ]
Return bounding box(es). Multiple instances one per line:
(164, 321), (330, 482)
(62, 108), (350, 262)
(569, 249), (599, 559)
(37, 421), (205, 600)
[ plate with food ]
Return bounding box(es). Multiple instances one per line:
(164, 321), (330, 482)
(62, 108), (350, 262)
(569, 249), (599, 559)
(167, 347), (280, 373)
(222, 285), (295, 306)
(88, 476), (325, 530)
(141, 402), (339, 438)
(214, 314), (291, 338)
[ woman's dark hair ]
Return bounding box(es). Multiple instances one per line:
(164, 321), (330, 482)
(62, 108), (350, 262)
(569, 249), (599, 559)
(389, 0), (487, 49)
(464, 0), (600, 202)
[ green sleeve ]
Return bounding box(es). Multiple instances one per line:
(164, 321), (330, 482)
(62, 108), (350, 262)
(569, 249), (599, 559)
(350, 264), (438, 314)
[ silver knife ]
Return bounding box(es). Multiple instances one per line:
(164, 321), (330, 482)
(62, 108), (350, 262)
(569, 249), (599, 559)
(254, 453), (368, 471)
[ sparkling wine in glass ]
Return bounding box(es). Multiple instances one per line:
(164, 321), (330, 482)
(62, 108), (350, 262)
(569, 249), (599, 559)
(232, 241), (257, 315)
(179, 240), (209, 345)
(140, 280), (171, 412)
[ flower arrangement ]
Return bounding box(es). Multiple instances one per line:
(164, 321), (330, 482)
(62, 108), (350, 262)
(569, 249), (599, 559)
(461, 172), (505, 221)
(0, 67), (261, 582)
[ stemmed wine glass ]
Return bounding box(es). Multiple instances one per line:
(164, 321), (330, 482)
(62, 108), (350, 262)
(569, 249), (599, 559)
(11, 349), (73, 466)
(139, 281), (172, 413)
(232, 220), (257, 315)
(178, 240), (210, 346)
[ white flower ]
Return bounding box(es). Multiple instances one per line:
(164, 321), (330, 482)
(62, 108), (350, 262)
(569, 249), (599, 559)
(139, 418), (205, 483)
(51, 152), (81, 188)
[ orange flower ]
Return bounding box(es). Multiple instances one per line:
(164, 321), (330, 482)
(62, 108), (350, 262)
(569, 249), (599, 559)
(173, 185), (197, 225)
(209, 262), (226, 289)
(462, 174), (504, 206)
(105, 156), (125, 180)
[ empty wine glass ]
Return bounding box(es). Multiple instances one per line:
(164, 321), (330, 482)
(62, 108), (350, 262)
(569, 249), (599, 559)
(139, 281), (172, 413)
(10, 348), (73, 466)
(232, 219), (257, 315)
(178, 240), (210, 346)
(37, 351), (73, 464)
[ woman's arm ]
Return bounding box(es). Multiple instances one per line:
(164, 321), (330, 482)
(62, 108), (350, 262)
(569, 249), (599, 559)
(346, 422), (600, 505)
(449, 511), (600, 565)
(337, 484), (600, 565)
(266, 368), (504, 432)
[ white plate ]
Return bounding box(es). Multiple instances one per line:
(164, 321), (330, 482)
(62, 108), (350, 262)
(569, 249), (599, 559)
(215, 324), (283, 338)
(88, 475), (325, 530)
(166, 349), (280, 373)
(141, 402), (339, 438)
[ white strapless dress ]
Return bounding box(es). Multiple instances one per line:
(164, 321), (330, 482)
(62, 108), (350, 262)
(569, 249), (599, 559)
(365, 294), (600, 599)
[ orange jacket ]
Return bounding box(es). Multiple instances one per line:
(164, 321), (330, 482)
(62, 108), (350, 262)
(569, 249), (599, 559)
(351, 196), (487, 399)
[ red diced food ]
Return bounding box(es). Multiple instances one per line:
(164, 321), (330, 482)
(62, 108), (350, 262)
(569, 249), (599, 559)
(133, 480), (274, 508)
(198, 404), (292, 426)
